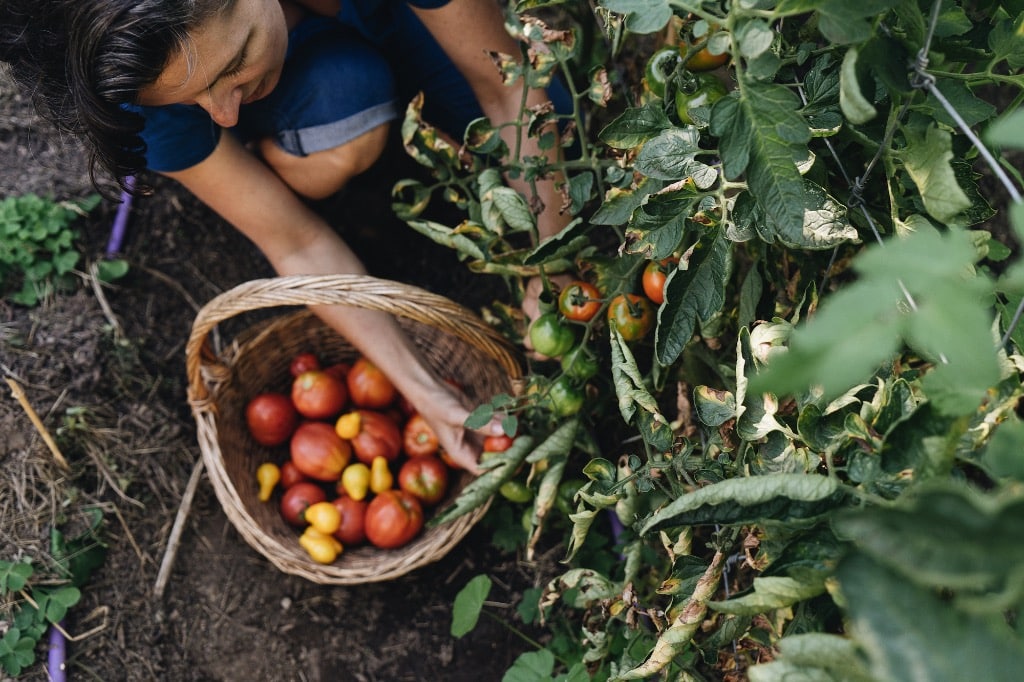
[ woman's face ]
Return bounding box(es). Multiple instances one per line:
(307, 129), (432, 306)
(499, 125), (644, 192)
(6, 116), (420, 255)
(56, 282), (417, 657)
(137, 0), (288, 127)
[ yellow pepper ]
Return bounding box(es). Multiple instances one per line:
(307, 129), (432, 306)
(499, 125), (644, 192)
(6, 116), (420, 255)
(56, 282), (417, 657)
(256, 462), (280, 503)
(304, 500), (341, 535)
(299, 527), (343, 564)
(369, 456), (393, 494)
(340, 462), (371, 501)
(335, 411), (361, 440)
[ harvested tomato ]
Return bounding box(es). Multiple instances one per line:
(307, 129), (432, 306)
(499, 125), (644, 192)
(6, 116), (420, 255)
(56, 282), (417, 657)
(347, 357), (397, 408)
(290, 421), (351, 481)
(323, 362), (352, 382)
(607, 294), (655, 342)
(279, 460), (308, 488)
(245, 393), (299, 446)
(291, 370), (348, 420)
(528, 313), (576, 359)
(642, 257), (679, 305)
(402, 413), (440, 458)
(289, 352), (321, 378)
(332, 496), (368, 546)
(398, 456), (449, 506)
(557, 281), (602, 322)
(482, 434), (515, 453)
(365, 489), (425, 549)
(341, 409), (403, 465)
(280, 482), (327, 527)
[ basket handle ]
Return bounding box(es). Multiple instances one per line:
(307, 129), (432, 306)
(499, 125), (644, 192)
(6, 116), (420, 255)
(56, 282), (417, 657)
(186, 274), (523, 403)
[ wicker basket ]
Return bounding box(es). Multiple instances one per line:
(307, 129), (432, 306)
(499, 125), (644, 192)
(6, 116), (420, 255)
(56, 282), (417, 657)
(185, 275), (523, 584)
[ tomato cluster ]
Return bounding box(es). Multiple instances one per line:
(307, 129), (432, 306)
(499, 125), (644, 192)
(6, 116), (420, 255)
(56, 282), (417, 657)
(244, 352), (457, 564)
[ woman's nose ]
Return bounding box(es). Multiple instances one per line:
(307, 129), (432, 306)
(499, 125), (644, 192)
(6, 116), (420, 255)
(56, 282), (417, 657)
(197, 87), (242, 127)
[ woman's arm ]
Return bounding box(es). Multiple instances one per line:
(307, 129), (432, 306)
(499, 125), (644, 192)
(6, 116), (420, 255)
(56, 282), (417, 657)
(165, 131), (492, 471)
(411, 0), (569, 243)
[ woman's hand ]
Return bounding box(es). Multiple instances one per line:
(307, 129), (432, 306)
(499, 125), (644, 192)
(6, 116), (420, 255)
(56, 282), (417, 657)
(405, 379), (504, 475)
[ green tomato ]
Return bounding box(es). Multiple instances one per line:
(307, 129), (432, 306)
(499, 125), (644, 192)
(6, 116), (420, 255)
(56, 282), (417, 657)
(547, 376), (584, 417)
(560, 344), (599, 380)
(529, 313), (576, 358)
(500, 480), (534, 503)
(674, 72), (727, 125)
(644, 47), (682, 99)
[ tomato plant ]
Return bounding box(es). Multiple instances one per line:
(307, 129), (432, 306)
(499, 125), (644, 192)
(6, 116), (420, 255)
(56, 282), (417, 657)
(289, 421), (351, 481)
(279, 482), (327, 527)
(347, 357), (396, 408)
(291, 370), (348, 420)
(557, 280), (602, 322)
(402, 413), (440, 457)
(245, 393), (299, 446)
(528, 312), (576, 358)
(674, 72), (727, 125)
(331, 495), (368, 546)
(364, 489), (424, 549)
(397, 456), (449, 506)
(289, 352), (321, 378)
(606, 294), (655, 342)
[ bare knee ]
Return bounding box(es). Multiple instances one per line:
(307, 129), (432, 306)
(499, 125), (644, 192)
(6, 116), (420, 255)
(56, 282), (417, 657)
(259, 124), (390, 200)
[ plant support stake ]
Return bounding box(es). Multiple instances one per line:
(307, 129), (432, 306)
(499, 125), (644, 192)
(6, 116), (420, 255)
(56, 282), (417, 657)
(105, 175), (135, 257)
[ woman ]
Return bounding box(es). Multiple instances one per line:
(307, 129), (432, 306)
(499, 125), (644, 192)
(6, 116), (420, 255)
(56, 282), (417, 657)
(0, 0), (572, 470)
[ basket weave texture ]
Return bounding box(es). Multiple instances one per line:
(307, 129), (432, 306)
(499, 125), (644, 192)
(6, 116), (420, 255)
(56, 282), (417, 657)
(186, 275), (522, 584)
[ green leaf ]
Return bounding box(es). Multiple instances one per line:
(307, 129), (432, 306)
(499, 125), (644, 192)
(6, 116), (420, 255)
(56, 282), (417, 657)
(898, 123), (971, 223)
(0, 560), (33, 593)
(598, 104), (672, 149)
(693, 386), (736, 427)
(623, 183), (699, 260)
(839, 47), (877, 124)
(633, 129), (717, 186)
(655, 228), (730, 366)
(836, 552), (1024, 682)
(503, 649), (556, 682)
(97, 258), (130, 283)
(639, 474), (849, 533)
(709, 575), (827, 615)
(405, 219), (486, 261)
(834, 483), (1024, 597)
(590, 177), (666, 226)
(524, 219), (588, 265)
(748, 633), (875, 682)
(982, 418), (1024, 481)
(610, 327), (668, 426)
(985, 109), (1024, 152)
(451, 574), (493, 638)
(710, 83), (810, 241)
(599, 0), (672, 34)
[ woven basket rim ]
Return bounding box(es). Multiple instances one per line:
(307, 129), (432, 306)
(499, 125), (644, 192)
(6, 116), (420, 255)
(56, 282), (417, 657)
(185, 275), (523, 584)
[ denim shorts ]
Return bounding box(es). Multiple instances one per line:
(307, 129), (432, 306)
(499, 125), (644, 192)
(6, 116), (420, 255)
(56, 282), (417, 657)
(135, 10), (570, 172)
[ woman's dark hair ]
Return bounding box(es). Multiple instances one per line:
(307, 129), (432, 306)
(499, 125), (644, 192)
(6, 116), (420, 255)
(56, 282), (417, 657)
(0, 0), (231, 192)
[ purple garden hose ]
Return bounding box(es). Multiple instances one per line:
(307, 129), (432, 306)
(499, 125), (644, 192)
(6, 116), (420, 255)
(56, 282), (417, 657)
(47, 176), (137, 681)
(104, 175), (135, 257)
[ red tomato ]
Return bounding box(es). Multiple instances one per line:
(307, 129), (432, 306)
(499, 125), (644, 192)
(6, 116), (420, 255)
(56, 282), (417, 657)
(403, 413), (440, 458)
(364, 489), (425, 549)
(483, 434), (515, 453)
(290, 421), (351, 481)
(398, 456), (449, 506)
(291, 370), (348, 420)
(641, 257), (679, 305)
(323, 362), (351, 382)
(289, 352), (321, 378)
(557, 281), (602, 322)
(347, 409), (403, 465)
(331, 496), (368, 545)
(245, 393), (299, 446)
(279, 460), (308, 488)
(279, 482), (327, 527)
(347, 357), (397, 408)
(607, 294), (655, 342)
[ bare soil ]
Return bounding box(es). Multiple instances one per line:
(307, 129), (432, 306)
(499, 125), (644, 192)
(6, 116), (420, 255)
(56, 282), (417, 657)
(1, 74), (559, 681)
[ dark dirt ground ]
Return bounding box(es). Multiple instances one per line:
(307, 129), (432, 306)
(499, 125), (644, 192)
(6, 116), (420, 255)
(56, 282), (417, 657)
(0, 72), (565, 681)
